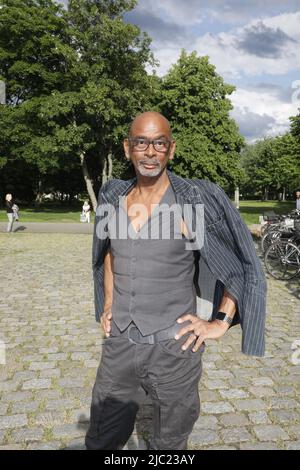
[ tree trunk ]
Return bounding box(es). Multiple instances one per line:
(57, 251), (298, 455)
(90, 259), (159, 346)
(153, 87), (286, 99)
(234, 187), (239, 209)
(102, 152), (113, 185)
(282, 187), (286, 201)
(264, 187), (269, 201)
(35, 180), (43, 205)
(80, 152), (97, 212)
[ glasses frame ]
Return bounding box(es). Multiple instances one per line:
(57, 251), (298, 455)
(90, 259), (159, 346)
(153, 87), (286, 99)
(128, 137), (172, 153)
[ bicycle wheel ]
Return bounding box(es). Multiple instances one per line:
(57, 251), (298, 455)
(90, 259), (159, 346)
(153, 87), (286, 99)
(264, 240), (300, 280)
(261, 229), (281, 253)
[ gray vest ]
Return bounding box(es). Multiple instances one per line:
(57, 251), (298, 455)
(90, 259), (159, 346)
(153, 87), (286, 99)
(109, 184), (197, 335)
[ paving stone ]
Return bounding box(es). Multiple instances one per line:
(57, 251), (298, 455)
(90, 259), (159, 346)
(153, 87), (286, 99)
(57, 377), (86, 388)
(193, 416), (219, 430)
(268, 397), (299, 410)
(0, 444), (25, 450)
(270, 410), (300, 424)
(63, 438), (86, 450)
(219, 413), (250, 427)
(0, 380), (21, 392)
(240, 442), (281, 450)
(52, 423), (86, 439)
(13, 371), (37, 381)
(220, 389), (249, 399)
(285, 441), (300, 450)
(220, 427), (252, 443)
(0, 414), (28, 430)
(39, 369), (61, 378)
(38, 390), (62, 400)
(235, 399), (267, 412)
(2, 391), (33, 403)
(71, 352), (92, 361)
(47, 353), (68, 361)
(201, 402), (234, 414)
(11, 428), (44, 443)
(252, 377), (274, 387)
(249, 386), (276, 397)
(253, 425), (289, 441)
(285, 425), (300, 440)
(29, 362), (56, 371)
(0, 404), (9, 415)
(205, 380), (230, 390)
(189, 429), (220, 446)
(12, 402), (40, 414)
(45, 398), (77, 411)
(0, 430), (6, 444)
(26, 441), (62, 450)
(34, 411), (67, 427)
(22, 379), (52, 390)
(248, 411), (271, 425)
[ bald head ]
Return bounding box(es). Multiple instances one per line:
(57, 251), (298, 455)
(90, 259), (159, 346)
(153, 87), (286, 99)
(129, 111), (172, 139)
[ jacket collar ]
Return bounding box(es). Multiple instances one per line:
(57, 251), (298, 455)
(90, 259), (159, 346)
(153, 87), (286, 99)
(104, 170), (201, 207)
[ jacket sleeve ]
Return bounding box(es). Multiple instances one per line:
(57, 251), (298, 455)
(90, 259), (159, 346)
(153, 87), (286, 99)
(212, 183), (267, 356)
(92, 183), (111, 322)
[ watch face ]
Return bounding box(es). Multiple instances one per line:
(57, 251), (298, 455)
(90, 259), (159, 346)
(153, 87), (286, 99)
(216, 312), (226, 320)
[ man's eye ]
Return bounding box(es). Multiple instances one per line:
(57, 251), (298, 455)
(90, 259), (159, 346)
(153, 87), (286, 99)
(136, 139), (146, 145)
(155, 140), (166, 146)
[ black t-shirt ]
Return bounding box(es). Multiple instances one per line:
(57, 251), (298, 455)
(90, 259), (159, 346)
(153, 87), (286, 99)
(6, 200), (14, 213)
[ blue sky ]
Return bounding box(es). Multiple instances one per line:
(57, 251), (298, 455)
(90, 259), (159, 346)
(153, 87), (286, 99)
(60, 1), (300, 142)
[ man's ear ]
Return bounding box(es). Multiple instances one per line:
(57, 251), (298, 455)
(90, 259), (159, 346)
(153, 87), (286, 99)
(123, 139), (130, 160)
(168, 140), (176, 161)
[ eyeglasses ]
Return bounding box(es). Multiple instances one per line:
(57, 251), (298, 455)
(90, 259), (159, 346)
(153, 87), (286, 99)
(128, 137), (171, 152)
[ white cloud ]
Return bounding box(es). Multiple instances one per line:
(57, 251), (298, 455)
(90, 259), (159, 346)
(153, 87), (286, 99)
(230, 86), (299, 141)
(193, 12), (300, 79)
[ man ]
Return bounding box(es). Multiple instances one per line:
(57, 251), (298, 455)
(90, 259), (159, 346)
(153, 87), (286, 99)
(296, 190), (300, 211)
(85, 111), (267, 450)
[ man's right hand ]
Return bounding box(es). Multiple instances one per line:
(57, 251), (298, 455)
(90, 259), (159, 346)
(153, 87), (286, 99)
(101, 308), (112, 337)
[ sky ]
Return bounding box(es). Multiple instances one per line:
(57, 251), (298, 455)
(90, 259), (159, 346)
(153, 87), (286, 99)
(60, 0), (300, 142)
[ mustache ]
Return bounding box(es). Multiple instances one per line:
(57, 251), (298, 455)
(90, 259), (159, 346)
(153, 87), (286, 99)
(138, 160), (160, 166)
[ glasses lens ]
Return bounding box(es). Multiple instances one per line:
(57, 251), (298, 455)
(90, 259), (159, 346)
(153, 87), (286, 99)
(153, 139), (169, 152)
(131, 138), (148, 150)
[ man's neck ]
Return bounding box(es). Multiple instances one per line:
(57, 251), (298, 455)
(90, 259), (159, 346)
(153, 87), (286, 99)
(134, 169), (170, 197)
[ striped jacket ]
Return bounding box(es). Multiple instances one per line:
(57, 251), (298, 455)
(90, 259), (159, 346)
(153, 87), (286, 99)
(92, 170), (267, 357)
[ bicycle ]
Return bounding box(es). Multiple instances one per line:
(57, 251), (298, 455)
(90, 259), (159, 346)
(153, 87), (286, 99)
(264, 220), (300, 280)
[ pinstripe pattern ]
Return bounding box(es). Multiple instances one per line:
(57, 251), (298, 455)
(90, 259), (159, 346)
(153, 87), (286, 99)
(92, 170), (267, 357)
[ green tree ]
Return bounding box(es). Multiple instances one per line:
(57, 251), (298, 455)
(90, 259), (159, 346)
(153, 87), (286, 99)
(0, 0), (157, 207)
(157, 50), (244, 191)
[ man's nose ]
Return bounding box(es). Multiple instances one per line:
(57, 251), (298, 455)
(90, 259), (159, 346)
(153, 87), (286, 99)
(145, 142), (156, 157)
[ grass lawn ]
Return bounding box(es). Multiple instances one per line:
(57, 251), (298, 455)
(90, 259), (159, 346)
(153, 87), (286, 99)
(238, 200), (295, 225)
(0, 205), (94, 223)
(0, 200), (295, 225)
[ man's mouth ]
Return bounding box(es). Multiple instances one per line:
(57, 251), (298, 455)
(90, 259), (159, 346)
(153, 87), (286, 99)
(140, 162), (159, 169)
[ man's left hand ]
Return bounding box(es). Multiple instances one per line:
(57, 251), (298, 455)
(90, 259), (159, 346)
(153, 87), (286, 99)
(175, 314), (229, 352)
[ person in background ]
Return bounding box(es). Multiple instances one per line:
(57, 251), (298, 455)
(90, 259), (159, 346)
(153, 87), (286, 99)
(82, 200), (91, 223)
(296, 190), (300, 211)
(5, 193), (15, 233)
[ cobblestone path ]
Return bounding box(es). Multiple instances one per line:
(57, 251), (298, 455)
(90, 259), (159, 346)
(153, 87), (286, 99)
(0, 233), (299, 450)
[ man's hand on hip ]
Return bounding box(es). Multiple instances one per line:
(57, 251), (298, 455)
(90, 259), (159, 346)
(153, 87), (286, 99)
(175, 314), (229, 352)
(101, 308), (112, 338)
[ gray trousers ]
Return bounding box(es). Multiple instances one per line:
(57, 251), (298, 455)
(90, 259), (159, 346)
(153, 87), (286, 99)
(85, 329), (204, 450)
(7, 213), (14, 232)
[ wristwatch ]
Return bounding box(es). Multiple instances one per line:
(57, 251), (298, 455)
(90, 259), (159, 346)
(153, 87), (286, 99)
(215, 311), (233, 326)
